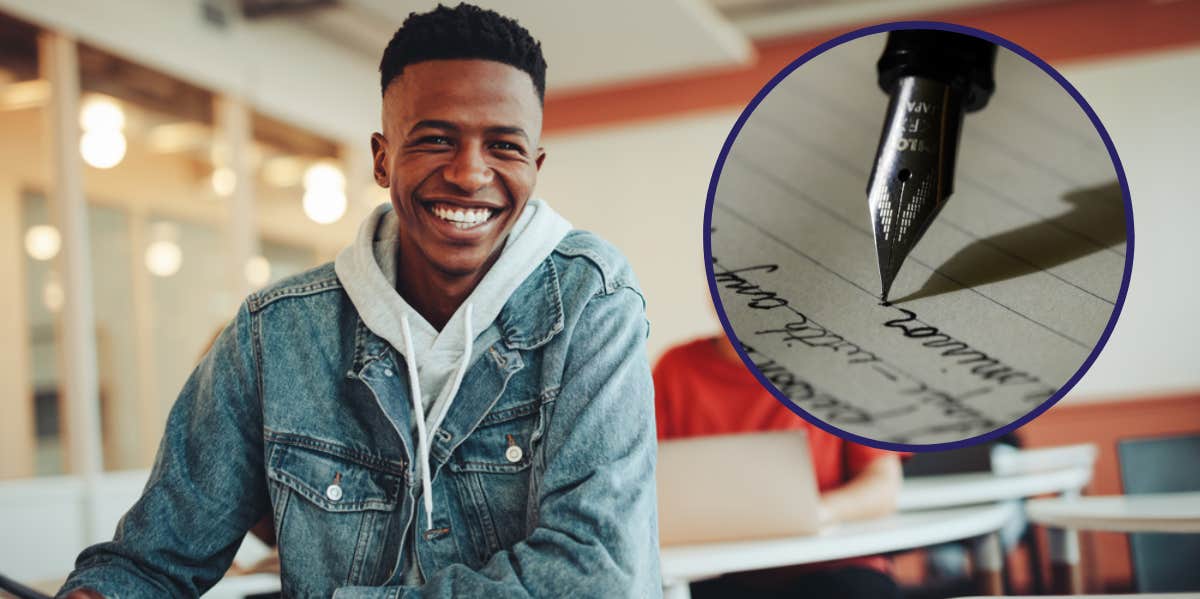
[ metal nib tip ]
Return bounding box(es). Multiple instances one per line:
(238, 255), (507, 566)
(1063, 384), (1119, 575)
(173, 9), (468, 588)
(866, 75), (963, 304)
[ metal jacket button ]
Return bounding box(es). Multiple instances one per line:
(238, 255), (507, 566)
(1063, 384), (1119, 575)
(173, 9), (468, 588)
(326, 484), (343, 501)
(505, 445), (523, 463)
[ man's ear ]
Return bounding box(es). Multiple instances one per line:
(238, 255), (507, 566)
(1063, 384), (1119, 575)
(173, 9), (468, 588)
(535, 147), (546, 171)
(370, 133), (389, 187)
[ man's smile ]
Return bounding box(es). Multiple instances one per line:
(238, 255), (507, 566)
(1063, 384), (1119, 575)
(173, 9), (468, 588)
(416, 195), (507, 239)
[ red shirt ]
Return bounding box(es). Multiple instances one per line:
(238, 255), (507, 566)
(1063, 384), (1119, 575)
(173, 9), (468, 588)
(654, 337), (899, 574)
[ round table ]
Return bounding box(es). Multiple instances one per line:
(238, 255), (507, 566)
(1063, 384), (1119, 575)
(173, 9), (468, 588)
(661, 502), (1020, 599)
(899, 467), (1093, 511)
(1026, 491), (1200, 533)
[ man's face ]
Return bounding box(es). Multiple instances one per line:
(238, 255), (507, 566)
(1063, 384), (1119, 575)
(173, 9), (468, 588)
(372, 59), (545, 279)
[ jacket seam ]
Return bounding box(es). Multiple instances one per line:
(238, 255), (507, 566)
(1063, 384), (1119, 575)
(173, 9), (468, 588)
(250, 304), (266, 428)
(247, 276), (343, 312)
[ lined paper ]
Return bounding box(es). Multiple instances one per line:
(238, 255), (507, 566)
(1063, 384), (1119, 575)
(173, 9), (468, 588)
(711, 36), (1126, 444)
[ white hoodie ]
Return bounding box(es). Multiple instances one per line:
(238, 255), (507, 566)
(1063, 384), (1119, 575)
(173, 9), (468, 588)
(334, 199), (572, 533)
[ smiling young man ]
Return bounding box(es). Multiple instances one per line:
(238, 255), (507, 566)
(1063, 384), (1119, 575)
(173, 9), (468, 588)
(61, 5), (659, 598)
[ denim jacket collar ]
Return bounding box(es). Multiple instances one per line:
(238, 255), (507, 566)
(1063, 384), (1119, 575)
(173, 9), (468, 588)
(349, 256), (563, 368)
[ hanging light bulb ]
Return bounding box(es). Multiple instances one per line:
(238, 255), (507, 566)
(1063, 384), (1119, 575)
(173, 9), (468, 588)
(303, 161), (346, 190)
(244, 255), (271, 287)
(79, 95), (127, 169)
(80, 129), (127, 169)
(24, 225), (61, 261)
(79, 95), (125, 131)
(144, 240), (182, 277)
(302, 187), (347, 225)
(42, 273), (64, 312)
(302, 161), (347, 224)
(211, 166), (236, 197)
(144, 222), (182, 277)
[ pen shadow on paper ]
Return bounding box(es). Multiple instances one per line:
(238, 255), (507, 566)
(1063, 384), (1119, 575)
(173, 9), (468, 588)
(894, 181), (1126, 304)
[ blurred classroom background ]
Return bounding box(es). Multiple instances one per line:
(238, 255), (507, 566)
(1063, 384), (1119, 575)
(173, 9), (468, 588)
(0, 0), (1197, 596)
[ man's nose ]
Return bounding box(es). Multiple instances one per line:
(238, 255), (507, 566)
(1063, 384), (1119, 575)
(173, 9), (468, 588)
(443, 142), (494, 193)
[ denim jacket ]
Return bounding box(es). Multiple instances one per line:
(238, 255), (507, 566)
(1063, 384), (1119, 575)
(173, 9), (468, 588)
(61, 231), (661, 598)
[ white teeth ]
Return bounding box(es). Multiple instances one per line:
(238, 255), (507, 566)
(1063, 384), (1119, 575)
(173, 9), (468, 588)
(430, 204), (493, 227)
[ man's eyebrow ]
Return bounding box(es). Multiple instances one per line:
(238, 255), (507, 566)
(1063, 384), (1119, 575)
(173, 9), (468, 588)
(408, 120), (460, 136)
(407, 120), (530, 142)
(486, 126), (530, 142)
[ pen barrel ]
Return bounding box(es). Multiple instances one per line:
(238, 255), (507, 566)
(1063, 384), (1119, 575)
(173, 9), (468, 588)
(877, 29), (996, 112)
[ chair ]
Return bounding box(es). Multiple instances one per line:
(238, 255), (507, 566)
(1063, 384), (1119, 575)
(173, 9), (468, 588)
(1118, 433), (1200, 592)
(0, 573), (51, 599)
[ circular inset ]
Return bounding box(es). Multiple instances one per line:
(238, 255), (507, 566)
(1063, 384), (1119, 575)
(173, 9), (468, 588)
(704, 22), (1133, 450)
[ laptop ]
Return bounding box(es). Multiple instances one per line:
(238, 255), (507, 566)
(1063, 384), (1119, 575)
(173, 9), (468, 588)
(656, 429), (821, 546)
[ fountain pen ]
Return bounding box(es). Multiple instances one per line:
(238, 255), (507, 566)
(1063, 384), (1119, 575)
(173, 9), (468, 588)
(867, 29), (996, 302)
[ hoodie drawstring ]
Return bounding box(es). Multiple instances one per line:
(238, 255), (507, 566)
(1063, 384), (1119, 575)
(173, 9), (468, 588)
(399, 303), (474, 531)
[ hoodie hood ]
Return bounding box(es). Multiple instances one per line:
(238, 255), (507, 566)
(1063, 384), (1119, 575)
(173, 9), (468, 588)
(334, 198), (571, 530)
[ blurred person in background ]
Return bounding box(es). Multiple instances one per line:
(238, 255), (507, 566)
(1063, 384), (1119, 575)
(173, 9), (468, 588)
(655, 333), (905, 599)
(60, 4), (658, 598)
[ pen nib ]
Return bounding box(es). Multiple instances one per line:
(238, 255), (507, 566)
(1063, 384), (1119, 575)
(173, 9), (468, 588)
(870, 167), (936, 303)
(867, 75), (963, 301)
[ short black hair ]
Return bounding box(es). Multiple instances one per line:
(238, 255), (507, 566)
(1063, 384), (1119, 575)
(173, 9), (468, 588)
(379, 3), (547, 103)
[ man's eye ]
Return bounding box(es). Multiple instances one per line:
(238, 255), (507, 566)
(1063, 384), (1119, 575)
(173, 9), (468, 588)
(491, 141), (525, 153)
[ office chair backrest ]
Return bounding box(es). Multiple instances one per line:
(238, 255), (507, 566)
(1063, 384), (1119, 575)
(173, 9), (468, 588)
(0, 572), (51, 599)
(1118, 433), (1200, 592)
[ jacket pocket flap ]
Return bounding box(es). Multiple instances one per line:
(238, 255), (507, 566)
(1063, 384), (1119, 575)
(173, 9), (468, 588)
(268, 442), (402, 512)
(447, 411), (538, 474)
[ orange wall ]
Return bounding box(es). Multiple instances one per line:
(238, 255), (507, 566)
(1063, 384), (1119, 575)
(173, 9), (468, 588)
(543, 0), (1200, 134)
(1019, 393), (1200, 591)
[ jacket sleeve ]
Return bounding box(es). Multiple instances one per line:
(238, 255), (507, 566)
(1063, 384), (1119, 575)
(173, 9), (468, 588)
(59, 301), (269, 598)
(334, 286), (662, 599)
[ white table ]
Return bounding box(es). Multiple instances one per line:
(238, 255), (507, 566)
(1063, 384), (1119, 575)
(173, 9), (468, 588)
(661, 502), (1019, 599)
(1027, 491), (1200, 533)
(206, 573), (281, 599)
(1024, 491), (1200, 593)
(900, 465), (1096, 594)
(899, 467), (1093, 511)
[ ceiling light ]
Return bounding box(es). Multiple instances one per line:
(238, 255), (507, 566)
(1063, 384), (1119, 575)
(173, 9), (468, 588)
(42, 276), (64, 312)
(244, 255), (271, 287)
(144, 240), (183, 277)
(303, 162), (345, 191)
(211, 166), (237, 197)
(80, 129), (127, 169)
(79, 95), (125, 131)
(24, 225), (61, 261)
(302, 187), (347, 225)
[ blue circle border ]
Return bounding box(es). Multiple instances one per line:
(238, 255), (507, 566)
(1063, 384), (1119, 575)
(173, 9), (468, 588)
(702, 20), (1136, 452)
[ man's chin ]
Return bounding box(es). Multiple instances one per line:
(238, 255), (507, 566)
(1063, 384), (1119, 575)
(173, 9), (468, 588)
(430, 250), (498, 279)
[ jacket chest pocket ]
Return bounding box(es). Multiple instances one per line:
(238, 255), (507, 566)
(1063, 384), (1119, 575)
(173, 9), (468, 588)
(267, 440), (405, 593)
(446, 399), (544, 562)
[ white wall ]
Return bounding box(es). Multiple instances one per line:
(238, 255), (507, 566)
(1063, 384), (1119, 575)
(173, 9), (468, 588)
(1056, 48), (1200, 403)
(537, 109), (739, 362)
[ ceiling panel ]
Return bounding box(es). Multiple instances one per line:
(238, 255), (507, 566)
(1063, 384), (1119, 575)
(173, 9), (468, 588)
(296, 0), (753, 92)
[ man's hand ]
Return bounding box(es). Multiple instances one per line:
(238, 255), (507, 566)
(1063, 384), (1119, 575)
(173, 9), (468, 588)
(816, 500), (838, 528)
(819, 454), (903, 523)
